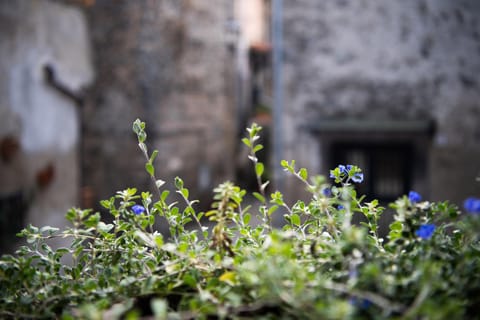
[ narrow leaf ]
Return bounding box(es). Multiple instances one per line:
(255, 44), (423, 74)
(252, 192), (265, 204)
(299, 168), (308, 180)
(219, 271), (236, 285)
(255, 163), (264, 177)
(149, 150), (159, 163)
(268, 205), (279, 216)
(145, 163), (155, 176)
(243, 213), (251, 225)
(160, 190), (170, 202)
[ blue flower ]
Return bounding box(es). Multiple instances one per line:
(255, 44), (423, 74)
(132, 205), (145, 215)
(349, 297), (372, 309)
(464, 197), (480, 214)
(322, 187), (332, 197)
(415, 224), (435, 239)
(408, 191), (422, 204)
(338, 164), (347, 174)
(352, 172), (364, 183)
(337, 204), (345, 210)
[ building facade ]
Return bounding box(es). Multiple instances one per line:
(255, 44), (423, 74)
(0, 0), (93, 252)
(281, 0), (480, 207)
(81, 0), (237, 212)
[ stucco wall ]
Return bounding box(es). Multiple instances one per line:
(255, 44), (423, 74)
(0, 0), (93, 251)
(82, 1), (236, 210)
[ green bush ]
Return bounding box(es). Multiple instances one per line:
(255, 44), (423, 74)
(1, 120), (479, 319)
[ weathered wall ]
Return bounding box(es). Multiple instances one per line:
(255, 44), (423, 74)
(82, 1), (236, 210)
(0, 0), (93, 251)
(282, 0), (480, 205)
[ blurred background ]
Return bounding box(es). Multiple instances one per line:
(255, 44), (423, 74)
(1, 0), (479, 252)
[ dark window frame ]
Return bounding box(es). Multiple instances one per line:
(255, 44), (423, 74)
(330, 142), (413, 203)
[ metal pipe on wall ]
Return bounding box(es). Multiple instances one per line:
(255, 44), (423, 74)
(271, 0), (284, 191)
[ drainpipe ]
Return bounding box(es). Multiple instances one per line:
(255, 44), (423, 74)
(271, 0), (284, 191)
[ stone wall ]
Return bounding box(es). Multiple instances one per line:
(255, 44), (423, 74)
(82, 1), (236, 210)
(0, 0), (93, 252)
(281, 0), (480, 205)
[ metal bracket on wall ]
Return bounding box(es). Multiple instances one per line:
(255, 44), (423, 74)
(43, 65), (84, 107)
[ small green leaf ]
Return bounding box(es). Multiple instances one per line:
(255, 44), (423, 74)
(145, 163), (155, 176)
(299, 168), (308, 180)
(154, 234), (164, 248)
(255, 163), (264, 177)
(161, 190), (170, 202)
(268, 205), (279, 216)
(84, 213), (100, 228)
(253, 192), (265, 203)
(242, 138), (251, 147)
(149, 150), (159, 163)
(243, 213), (251, 225)
(389, 230), (402, 241)
(138, 131), (147, 143)
(174, 177), (183, 189)
(65, 208), (77, 222)
(219, 271), (237, 285)
(390, 221), (403, 232)
(291, 213), (301, 226)
(181, 188), (189, 199)
(253, 144), (264, 153)
(183, 273), (197, 288)
(84, 279), (97, 291)
(132, 119), (144, 135)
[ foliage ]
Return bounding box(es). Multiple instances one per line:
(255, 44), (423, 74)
(1, 120), (479, 319)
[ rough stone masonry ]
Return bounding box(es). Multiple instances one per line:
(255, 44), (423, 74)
(281, 0), (480, 205)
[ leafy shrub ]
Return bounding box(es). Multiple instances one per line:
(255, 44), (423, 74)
(1, 120), (479, 319)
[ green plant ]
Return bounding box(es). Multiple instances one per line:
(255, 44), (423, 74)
(1, 120), (479, 319)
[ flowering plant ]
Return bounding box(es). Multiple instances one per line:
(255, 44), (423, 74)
(0, 120), (479, 319)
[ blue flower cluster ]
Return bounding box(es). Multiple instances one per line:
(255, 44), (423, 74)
(132, 204), (146, 215)
(408, 191), (422, 204)
(464, 197), (480, 214)
(329, 164), (364, 183)
(415, 224), (435, 239)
